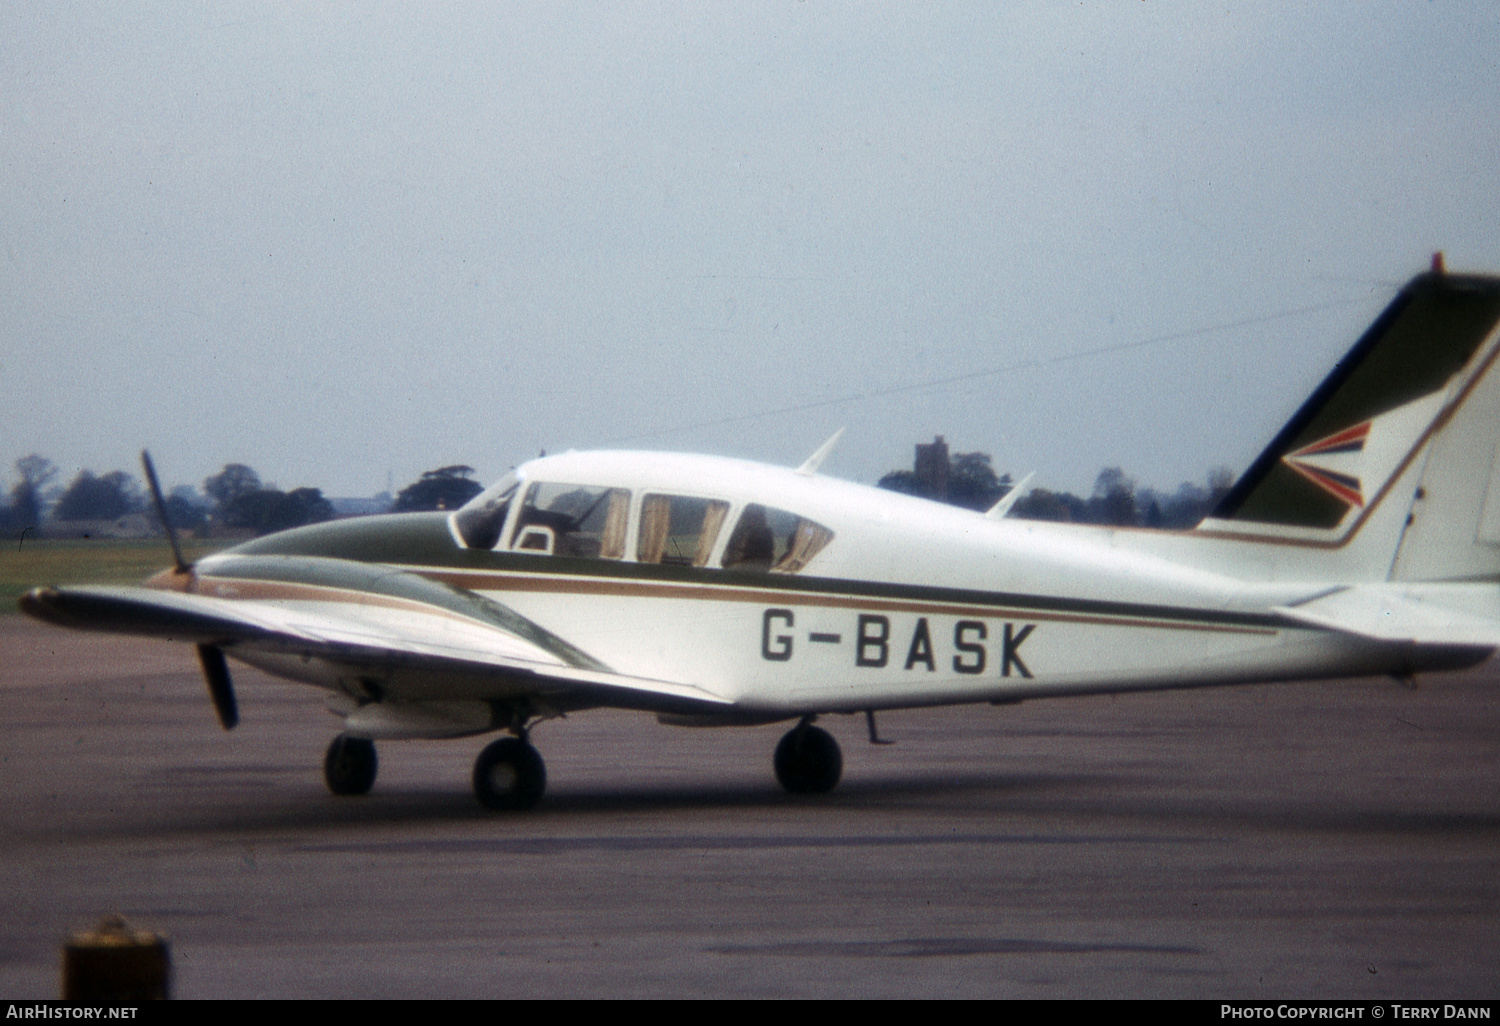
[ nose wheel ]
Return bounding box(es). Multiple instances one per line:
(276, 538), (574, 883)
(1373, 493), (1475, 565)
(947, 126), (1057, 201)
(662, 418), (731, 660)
(324, 734), (377, 796)
(473, 737), (547, 810)
(774, 722), (842, 794)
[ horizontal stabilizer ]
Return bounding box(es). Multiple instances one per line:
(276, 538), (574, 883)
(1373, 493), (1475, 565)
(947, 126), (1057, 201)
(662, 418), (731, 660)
(1276, 584), (1500, 647)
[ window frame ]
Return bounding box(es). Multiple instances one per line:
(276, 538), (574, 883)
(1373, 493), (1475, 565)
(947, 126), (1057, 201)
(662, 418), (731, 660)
(507, 481), (632, 560)
(635, 492), (732, 567)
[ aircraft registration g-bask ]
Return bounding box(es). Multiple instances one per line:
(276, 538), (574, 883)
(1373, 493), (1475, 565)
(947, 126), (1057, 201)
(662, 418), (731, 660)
(21, 265), (1500, 810)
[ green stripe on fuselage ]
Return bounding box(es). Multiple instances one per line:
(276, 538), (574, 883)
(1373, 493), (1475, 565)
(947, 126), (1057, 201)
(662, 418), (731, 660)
(228, 513), (465, 565)
(228, 513), (1286, 632)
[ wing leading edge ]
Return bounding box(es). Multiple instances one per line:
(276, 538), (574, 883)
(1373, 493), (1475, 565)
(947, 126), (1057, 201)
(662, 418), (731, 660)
(19, 577), (733, 718)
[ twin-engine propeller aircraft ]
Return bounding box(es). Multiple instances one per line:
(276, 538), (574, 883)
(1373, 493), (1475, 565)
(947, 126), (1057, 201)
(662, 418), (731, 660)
(22, 264), (1500, 810)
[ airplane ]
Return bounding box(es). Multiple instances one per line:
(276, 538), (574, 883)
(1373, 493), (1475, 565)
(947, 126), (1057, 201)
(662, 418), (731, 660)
(20, 261), (1500, 811)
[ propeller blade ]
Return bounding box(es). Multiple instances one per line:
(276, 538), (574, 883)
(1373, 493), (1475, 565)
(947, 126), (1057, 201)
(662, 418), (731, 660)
(140, 450), (188, 574)
(197, 643), (238, 730)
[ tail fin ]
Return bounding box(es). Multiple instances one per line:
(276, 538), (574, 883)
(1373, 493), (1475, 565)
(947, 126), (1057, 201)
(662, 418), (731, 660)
(1198, 268), (1500, 582)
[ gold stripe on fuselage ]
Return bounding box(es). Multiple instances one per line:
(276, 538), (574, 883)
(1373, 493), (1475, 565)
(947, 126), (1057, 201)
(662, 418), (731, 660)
(407, 566), (1278, 637)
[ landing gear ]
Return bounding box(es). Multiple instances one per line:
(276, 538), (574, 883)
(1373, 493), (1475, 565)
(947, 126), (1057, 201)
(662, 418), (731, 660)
(473, 737), (547, 811)
(324, 734), (377, 796)
(774, 722), (842, 794)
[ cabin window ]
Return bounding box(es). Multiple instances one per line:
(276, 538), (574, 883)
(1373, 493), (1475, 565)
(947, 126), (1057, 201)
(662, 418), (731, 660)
(637, 494), (730, 566)
(721, 504), (833, 573)
(511, 483), (630, 559)
(452, 478), (518, 550)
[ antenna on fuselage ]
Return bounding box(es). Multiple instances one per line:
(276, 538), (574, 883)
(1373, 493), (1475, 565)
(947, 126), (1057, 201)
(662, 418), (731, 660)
(797, 428), (846, 476)
(985, 471), (1036, 520)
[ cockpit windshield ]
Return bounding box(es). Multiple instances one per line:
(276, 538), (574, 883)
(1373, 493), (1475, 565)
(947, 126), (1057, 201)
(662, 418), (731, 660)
(452, 473), (518, 550)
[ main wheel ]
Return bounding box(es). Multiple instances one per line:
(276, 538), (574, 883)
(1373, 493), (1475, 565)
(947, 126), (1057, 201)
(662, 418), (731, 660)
(774, 724), (842, 794)
(324, 734), (377, 796)
(473, 737), (547, 811)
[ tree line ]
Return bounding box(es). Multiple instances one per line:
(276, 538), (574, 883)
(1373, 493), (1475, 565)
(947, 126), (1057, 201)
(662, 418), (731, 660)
(0, 456), (484, 539)
(2, 442), (1235, 541)
(878, 438), (1234, 528)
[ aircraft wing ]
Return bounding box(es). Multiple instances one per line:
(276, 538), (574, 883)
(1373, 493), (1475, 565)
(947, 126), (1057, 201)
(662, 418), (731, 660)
(19, 582), (733, 716)
(1275, 584), (1500, 648)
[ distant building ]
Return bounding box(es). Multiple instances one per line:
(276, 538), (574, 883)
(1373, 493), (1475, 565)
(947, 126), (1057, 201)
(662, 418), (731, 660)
(914, 436), (949, 498)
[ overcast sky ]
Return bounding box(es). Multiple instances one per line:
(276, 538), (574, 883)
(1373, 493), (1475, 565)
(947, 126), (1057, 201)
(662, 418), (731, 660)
(4, 3), (1498, 500)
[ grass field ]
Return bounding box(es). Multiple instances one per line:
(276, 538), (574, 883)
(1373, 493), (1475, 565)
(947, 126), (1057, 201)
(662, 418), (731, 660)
(1, 537), (226, 613)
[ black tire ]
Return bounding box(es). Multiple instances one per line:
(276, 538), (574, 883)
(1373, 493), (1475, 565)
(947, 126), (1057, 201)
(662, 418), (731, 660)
(773, 724), (842, 794)
(473, 737), (547, 811)
(324, 734), (377, 796)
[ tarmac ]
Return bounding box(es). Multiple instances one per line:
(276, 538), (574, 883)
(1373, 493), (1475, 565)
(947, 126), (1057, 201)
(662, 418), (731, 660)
(1, 615), (1497, 998)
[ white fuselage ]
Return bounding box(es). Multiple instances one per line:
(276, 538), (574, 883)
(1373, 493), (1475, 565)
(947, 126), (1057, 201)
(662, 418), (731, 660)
(360, 450), (1444, 714)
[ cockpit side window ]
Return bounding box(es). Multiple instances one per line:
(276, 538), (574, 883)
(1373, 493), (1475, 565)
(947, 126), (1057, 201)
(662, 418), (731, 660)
(721, 504), (833, 573)
(637, 494), (730, 566)
(452, 480), (517, 550)
(511, 483), (630, 559)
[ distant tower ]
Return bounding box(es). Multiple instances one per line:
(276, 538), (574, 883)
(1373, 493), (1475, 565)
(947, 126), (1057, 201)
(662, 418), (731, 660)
(914, 435), (949, 499)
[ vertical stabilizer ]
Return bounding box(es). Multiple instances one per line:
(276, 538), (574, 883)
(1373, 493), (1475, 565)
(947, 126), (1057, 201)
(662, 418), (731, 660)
(1197, 271), (1500, 582)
